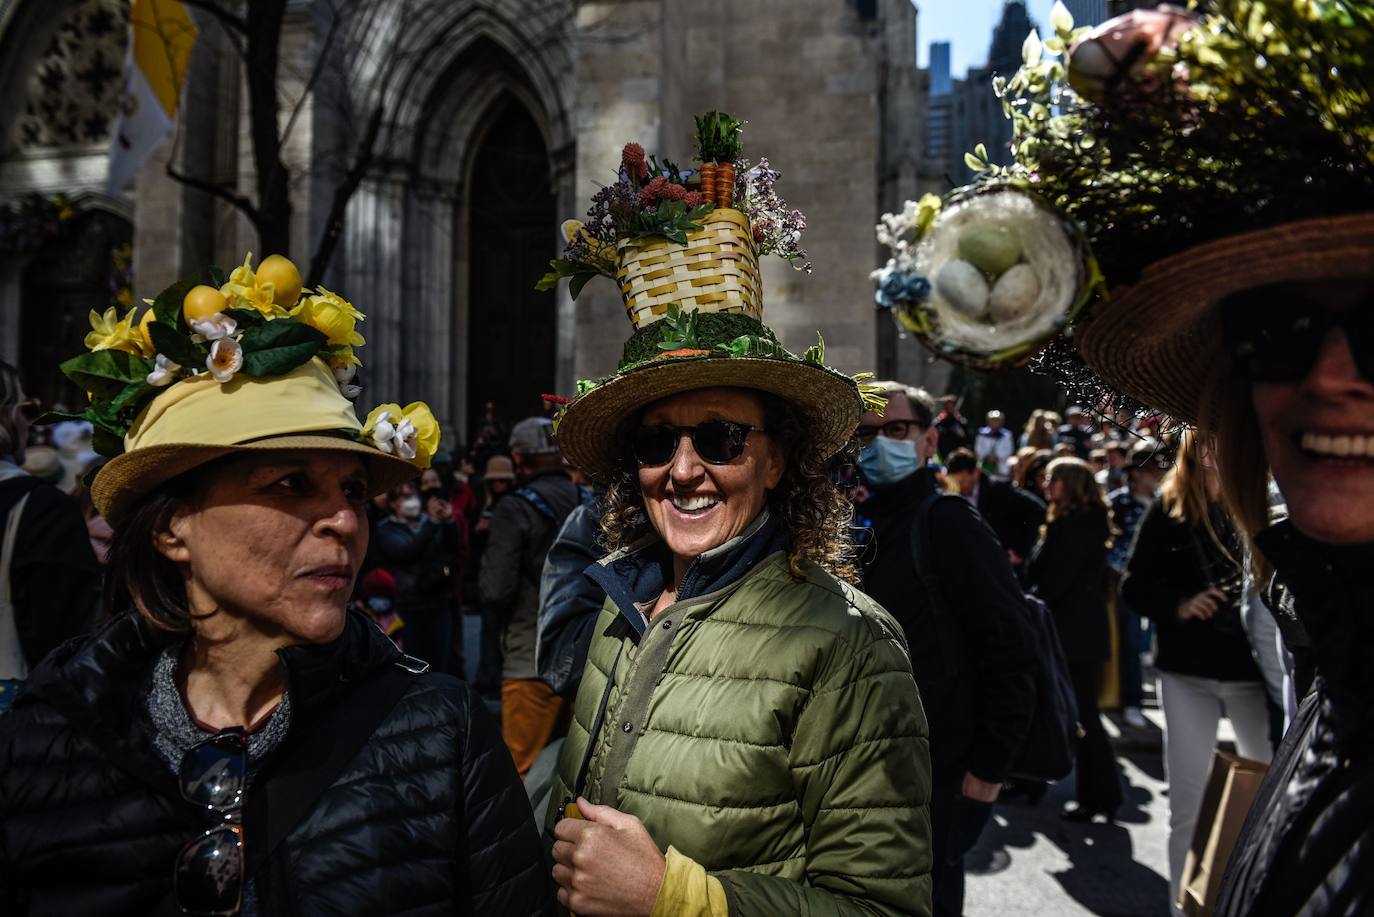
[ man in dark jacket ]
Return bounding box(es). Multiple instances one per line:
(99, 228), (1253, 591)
(0, 608), (550, 915)
(945, 447), (1047, 573)
(372, 479), (459, 673)
(480, 417), (580, 777)
(856, 383), (1038, 917)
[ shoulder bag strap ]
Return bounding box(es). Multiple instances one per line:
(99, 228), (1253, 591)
(909, 492), (969, 680)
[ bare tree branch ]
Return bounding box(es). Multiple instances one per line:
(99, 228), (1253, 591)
(166, 161), (261, 220)
(306, 100), (383, 286)
(179, 0), (247, 34)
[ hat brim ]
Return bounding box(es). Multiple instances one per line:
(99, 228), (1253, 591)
(91, 434), (419, 527)
(1077, 213), (1374, 424)
(555, 354), (863, 482)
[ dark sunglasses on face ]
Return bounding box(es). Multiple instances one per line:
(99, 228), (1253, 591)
(854, 419), (920, 444)
(1221, 289), (1374, 384)
(175, 728), (247, 916)
(630, 420), (768, 466)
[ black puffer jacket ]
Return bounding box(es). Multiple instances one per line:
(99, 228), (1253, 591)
(1217, 523), (1374, 916)
(0, 609), (552, 917)
(1026, 508), (1111, 662)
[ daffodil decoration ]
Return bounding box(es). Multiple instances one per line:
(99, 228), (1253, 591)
(48, 253), (378, 459)
(361, 402), (441, 469)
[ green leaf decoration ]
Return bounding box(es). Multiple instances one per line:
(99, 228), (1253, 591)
(657, 305), (703, 351)
(716, 334), (789, 358)
(535, 258), (606, 299)
(575, 378), (598, 395)
(239, 320), (326, 377)
(32, 409), (88, 426)
(207, 265), (226, 288)
(151, 275), (201, 331)
(148, 321), (205, 369)
(569, 273), (597, 299)
(91, 427), (125, 459)
(61, 350), (153, 399)
(802, 332), (826, 365)
(110, 380), (156, 413)
(225, 308), (266, 329)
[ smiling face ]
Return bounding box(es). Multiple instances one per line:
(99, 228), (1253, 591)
(637, 387), (785, 573)
(1251, 280), (1374, 544)
(158, 450), (371, 645)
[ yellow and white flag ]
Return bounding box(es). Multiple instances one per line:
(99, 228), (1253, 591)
(107, 0), (197, 194)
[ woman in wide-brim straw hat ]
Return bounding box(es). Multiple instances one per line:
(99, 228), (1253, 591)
(543, 123), (932, 916)
(874, 2), (1374, 914)
(0, 256), (550, 916)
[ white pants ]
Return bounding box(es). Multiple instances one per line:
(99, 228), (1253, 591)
(1160, 672), (1272, 914)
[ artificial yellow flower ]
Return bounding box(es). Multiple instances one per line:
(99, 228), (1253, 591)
(84, 306), (146, 355)
(328, 348), (362, 370)
(220, 253), (287, 319)
(362, 401), (441, 469)
(292, 287), (365, 348)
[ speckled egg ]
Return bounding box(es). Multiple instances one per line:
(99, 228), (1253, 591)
(957, 226), (1022, 275)
(935, 259), (990, 320)
(988, 263), (1042, 323)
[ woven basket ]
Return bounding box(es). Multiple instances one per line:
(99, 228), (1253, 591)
(615, 208), (762, 330)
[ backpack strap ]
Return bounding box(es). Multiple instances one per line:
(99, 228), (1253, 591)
(909, 492), (973, 680)
(513, 486), (559, 524)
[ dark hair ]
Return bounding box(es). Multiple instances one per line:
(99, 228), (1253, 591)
(945, 448), (978, 475)
(600, 390), (860, 583)
(104, 469), (209, 633)
(0, 360), (25, 458)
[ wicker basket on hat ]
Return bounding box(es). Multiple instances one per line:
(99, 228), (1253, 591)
(616, 208), (762, 330)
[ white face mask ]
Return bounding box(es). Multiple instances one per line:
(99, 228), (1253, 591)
(397, 496), (423, 519)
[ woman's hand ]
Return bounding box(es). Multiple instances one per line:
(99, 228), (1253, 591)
(551, 797), (666, 916)
(1178, 587), (1229, 622)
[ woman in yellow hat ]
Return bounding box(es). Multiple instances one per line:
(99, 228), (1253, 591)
(0, 257), (549, 916)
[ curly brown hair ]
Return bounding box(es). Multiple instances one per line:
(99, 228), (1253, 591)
(598, 390), (860, 583)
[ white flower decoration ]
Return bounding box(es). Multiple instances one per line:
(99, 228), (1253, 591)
(333, 363), (357, 384)
(367, 410), (417, 458)
(146, 354), (182, 387)
(339, 383), (362, 400)
(207, 338), (244, 383)
(189, 313), (238, 341)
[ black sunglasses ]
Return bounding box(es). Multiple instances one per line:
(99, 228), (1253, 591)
(1221, 289), (1374, 383)
(175, 728), (247, 916)
(630, 420), (768, 466)
(854, 419), (921, 444)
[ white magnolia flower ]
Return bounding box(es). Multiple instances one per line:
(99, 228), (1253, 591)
(333, 362), (357, 384)
(391, 418), (418, 461)
(189, 313), (238, 341)
(339, 383), (362, 399)
(369, 410), (397, 453)
(146, 354), (182, 387)
(207, 338), (244, 383)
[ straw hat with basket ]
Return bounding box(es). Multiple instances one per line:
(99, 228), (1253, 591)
(871, 1), (1374, 422)
(46, 254), (438, 526)
(539, 114), (883, 482)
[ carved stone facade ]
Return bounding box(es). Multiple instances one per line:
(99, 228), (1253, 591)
(0, 0), (945, 438)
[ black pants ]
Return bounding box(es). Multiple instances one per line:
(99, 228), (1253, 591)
(930, 781), (995, 917)
(1068, 659), (1124, 811)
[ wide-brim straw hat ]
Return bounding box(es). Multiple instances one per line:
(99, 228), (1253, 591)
(1076, 212), (1374, 425)
(92, 359), (417, 526)
(556, 351), (863, 482)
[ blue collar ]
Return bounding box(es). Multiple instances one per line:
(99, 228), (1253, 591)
(585, 510), (785, 636)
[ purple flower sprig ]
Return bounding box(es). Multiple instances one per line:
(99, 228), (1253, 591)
(734, 158), (811, 272)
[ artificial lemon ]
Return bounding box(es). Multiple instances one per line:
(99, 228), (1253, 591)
(183, 285), (229, 323)
(137, 309), (158, 355)
(561, 219), (585, 245)
(257, 254), (303, 307)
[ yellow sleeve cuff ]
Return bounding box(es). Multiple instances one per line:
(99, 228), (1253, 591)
(650, 846), (730, 917)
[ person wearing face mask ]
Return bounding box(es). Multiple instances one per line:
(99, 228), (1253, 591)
(856, 382), (1039, 917)
(373, 479), (459, 673)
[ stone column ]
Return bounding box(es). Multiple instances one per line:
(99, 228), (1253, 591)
(342, 171), (407, 406)
(0, 254), (30, 366)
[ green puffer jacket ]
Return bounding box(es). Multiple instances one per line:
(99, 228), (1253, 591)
(546, 548), (933, 916)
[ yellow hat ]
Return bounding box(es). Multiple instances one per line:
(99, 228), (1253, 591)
(58, 254), (439, 525)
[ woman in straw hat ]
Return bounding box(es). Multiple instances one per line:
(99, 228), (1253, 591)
(0, 258), (548, 916)
(543, 122), (932, 916)
(873, 1), (1374, 913)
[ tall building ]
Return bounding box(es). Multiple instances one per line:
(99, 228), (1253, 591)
(1064, 0), (1108, 27)
(0, 0), (942, 435)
